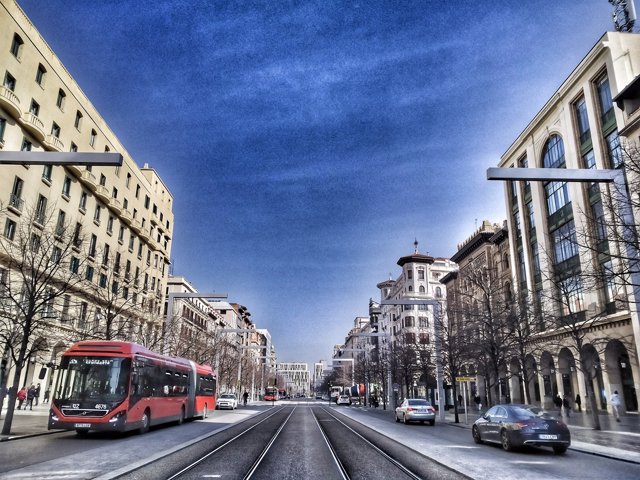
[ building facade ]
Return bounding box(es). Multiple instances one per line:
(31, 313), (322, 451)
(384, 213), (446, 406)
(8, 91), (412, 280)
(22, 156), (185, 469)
(0, 0), (173, 396)
(499, 32), (640, 413)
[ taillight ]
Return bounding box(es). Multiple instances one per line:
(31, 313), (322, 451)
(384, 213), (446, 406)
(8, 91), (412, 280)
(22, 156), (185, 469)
(406, 407), (414, 411)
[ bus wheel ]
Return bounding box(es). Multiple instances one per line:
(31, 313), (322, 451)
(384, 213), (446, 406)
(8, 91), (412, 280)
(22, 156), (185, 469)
(75, 428), (89, 436)
(139, 409), (150, 434)
(177, 407), (185, 425)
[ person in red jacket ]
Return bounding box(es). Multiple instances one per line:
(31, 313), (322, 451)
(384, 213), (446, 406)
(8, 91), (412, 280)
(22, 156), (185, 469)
(17, 387), (27, 410)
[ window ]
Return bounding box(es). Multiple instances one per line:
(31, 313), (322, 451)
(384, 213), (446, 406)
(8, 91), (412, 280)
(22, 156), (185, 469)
(582, 149), (596, 169)
(102, 244), (110, 266)
(0, 117), (6, 143)
(73, 222), (82, 248)
(435, 286), (442, 298)
(135, 184), (140, 199)
(574, 97), (590, 144)
(545, 180), (570, 215)
(74, 110), (83, 130)
(61, 294), (71, 321)
(107, 215), (114, 234)
(144, 195), (150, 209)
(90, 129), (97, 147)
(100, 174), (106, 186)
(406, 269), (413, 279)
(526, 201), (535, 229)
(30, 233), (40, 252)
(418, 268), (425, 280)
(606, 130), (623, 168)
(596, 75), (614, 123)
(85, 265), (94, 282)
(56, 89), (66, 109)
(10, 176), (24, 207)
(418, 317), (429, 328)
(419, 333), (429, 344)
(42, 164), (52, 182)
(51, 122), (61, 138)
(78, 302), (88, 330)
(94, 204), (101, 224)
(89, 234), (97, 258)
(118, 225), (125, 243)
(3, 71), (16, 91)
(70, 142), (78, 152)
(35, 63), (46, 86)
(126, 173), (131, 188)
(29, 99), (40, 116)
(35, 194), (47, 225)
(62, 176), (71, 197)
(55, 210), (66, 236)
(114, 252), (121, 273)
(542, 134), (565, 169)
(51, 246), (62, 265)
(591, 200), (607, 242)
(552, 220), (578, 264)
(79, 191), (87, 211)
(419, 285), (425, 293)
(99, 273), (107, 288)
(21, 138), (32, 151)
(4, 218), (16, 240)
(559, 275), (585, 315)
(112, 187), (118, 199)
(129, 234), (135, 251)
(10, 33), (23, 58)
(70, 257), (79, 274)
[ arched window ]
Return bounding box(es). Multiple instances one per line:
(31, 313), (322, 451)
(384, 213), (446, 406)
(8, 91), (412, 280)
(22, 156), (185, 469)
(408, 285), (413, 292)
(543, 134), (565, 168)
(419, 285), (426, 293)
(435, 286), (442, 298)
(504, 282), (512, 302)
(503, 253), (509, 269)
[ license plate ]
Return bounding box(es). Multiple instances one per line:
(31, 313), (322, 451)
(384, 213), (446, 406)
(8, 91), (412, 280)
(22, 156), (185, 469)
(74, 423), (91, 428)
(539, 434), (558, 440)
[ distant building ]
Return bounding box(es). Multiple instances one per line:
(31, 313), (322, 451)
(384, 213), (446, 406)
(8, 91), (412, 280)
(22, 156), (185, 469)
(277, 362), (310, 396)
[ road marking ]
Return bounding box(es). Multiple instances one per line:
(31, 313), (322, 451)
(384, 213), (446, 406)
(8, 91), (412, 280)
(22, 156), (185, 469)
(202, 476), (221, 478)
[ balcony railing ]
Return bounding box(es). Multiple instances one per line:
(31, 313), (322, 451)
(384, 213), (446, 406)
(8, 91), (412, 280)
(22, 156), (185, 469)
(0, 85), (21, 118)
(43, 134), (64, 152)
(20, 112), (45, 141)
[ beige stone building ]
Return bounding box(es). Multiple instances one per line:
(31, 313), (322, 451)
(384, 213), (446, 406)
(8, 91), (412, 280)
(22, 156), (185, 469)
(0, 0), (173, 392)
(499, 32), (640, 413)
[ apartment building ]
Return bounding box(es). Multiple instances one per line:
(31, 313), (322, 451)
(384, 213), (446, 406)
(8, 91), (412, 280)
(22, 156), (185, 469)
(499, 32), (640, 413)
(0, 0), (173, 389)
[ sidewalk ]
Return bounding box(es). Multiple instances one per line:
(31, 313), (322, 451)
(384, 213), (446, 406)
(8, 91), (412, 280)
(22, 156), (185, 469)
(351, 403), (640, 463)
(0, 402), (55, 442)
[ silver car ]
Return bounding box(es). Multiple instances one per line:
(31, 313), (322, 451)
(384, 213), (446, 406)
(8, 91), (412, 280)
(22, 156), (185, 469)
(395, 399), (436, 425)
(216, 393), (238, 410)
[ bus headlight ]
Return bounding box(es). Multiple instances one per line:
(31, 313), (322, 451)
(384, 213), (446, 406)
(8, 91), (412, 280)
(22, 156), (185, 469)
(108, 411), (126, 423)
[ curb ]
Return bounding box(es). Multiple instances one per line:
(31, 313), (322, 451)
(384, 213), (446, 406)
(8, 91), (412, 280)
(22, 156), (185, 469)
(0, 429), (65, 442)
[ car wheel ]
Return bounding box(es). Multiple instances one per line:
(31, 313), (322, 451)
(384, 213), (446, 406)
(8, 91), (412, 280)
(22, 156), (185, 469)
(177, 407), (185, 425)
(395, 413), (400, 423)
(500, 429), (512, 451)
(553, 446), (568, 455)
(403, 414), (409, 424)
(472, 425), (482, 444)
(428, 419), (435, 426)
(139, 409), (150, 434)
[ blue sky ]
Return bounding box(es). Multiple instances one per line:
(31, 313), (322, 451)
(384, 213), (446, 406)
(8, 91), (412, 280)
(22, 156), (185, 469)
(18, 0), (617, 365)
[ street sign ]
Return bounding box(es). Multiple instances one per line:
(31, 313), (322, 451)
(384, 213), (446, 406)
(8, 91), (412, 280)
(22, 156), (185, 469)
(456, 376), (475, 382)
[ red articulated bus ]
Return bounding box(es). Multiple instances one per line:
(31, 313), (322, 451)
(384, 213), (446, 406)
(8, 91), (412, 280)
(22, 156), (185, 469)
(48, 341), (216, 435)
(264, 386), (277, 401)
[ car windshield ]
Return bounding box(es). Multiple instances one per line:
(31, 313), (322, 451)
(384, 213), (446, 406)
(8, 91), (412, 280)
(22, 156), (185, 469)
(221, 394), (235, 399)
(408, 400), (430, 406)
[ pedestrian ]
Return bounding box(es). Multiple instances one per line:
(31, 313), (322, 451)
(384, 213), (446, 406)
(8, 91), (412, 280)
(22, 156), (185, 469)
(610, 390), (621, 422)
(562, 395), (571, 418)
(34, 383), (41, 406)
(43, 388), (50, 403)
(26, 384), (36, 410)
(17, 386), (27, 410)
(554, 394), (562, 413)
(242, 391), (248, 406)
(474, 395), (481, 411)
(575, 393), (581, 412)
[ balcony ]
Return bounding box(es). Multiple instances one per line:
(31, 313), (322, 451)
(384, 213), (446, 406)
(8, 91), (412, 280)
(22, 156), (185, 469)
(130, 217), (142, 233)
(43, 134), (64, 152)
(0, 85), (21, 119)
(95, 184), (110, 203)
(7, 193), (24, 215)
(80, 169), (97, 190)
(67, 164), (83, 177)
(138, 226), (151, 243)
(20, 112), (45, 142)
(121, 208), (133, 225)
(107, 196), (123, 215)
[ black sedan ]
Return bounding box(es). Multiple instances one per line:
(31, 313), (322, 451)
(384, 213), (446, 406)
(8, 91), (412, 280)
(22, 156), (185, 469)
(472, 404), (570, 454)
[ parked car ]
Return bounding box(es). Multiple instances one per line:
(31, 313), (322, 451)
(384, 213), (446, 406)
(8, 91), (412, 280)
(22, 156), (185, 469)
(336, 395), (352, 405)
(472, 404), (570, 454)
(216, 393), (238, 410)
(395, 398), (436, 425)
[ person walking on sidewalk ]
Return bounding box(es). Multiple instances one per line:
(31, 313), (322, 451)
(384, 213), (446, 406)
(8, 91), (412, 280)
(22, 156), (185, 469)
(25, 384), (36, 410)
(562, 395), (571, 418)
(611, 390), (622, 422)
(554, 394), (562, 413)
(17, 387), (27, 410)
(575, 393), (581, 412)
(43, 388), (50, 403)
(34, 383), (41, 406)
(243, 391), (248, 406)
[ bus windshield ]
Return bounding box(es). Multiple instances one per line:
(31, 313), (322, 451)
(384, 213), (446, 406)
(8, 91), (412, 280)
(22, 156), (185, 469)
(54, 356), (131, 403)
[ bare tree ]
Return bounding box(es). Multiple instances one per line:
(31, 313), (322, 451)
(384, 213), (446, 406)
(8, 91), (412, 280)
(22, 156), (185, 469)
(0, 204), (86, 434)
